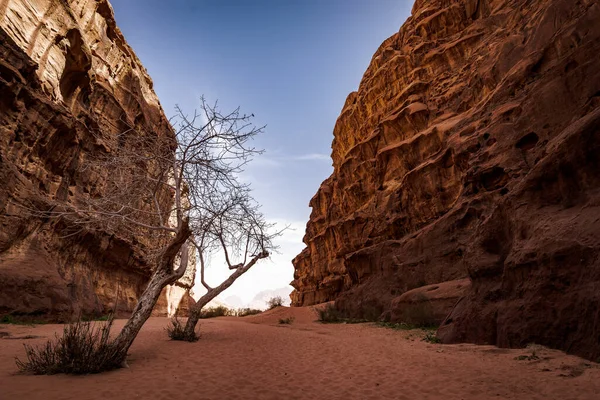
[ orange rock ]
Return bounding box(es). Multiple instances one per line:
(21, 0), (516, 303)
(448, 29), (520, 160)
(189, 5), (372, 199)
(292, 0), (600, 360)
(0, 0), (190, 320)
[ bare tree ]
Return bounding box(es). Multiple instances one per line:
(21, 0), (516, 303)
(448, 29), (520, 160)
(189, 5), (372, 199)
(181, 185), (278, 339)
(16, 97), (274, 363)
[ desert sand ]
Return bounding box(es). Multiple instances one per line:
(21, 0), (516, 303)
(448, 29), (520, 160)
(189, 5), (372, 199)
(1, 306), (599, 400)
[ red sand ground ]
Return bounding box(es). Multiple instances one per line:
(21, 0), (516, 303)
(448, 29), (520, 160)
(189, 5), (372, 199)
(1, 306), (599, 400)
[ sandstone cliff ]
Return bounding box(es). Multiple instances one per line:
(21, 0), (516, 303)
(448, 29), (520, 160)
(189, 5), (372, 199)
(0, 0), (193, 319)
(292, 0), (600, 359)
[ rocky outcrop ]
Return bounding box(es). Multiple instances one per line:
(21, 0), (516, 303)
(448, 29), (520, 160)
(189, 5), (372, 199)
(292, 0), (600, 359)
(0, 0), (192, 320)
(387, 278), (470, 326)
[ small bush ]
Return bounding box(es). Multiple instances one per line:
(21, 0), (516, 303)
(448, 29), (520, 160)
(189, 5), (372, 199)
(15, 316), (123, 375)
(317, 303), (345, 323)
(423, 331), (441, 344)
(278, 317), (295, 325)
(316, 303), (368, 323)
(235, 308), (263, 317)
(514, 344), (543, 361)
(378, 321), (438, 331)
(1, 315), (46, 325)
(166, 318), (199, 342)
(317, 302), (385, 324)
(200, 306), (233, 319)
(378, 321), (419, 330)
(267, 296), (285, 310)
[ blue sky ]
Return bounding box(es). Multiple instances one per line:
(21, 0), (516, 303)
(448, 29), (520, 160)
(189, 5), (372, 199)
(111, 0), (412, 305)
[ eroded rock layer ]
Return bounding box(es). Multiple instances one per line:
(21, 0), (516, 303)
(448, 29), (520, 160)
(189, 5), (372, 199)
(292, 0), (600, 359)
(0, 0), (191, 319)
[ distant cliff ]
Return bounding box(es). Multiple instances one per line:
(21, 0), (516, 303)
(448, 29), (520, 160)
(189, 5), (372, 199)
(292, 0), (600, 360)
(0, 0), (192, 319)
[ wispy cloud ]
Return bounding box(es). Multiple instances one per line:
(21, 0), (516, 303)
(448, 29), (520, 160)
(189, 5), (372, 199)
(249, 152), (331, 168)
(291, 153), (330, 161)
(249, 156), (282, 167)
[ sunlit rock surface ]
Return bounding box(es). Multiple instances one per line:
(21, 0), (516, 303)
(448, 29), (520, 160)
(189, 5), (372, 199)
(292, 0), (600, 359)
(0, 0), (192, 319)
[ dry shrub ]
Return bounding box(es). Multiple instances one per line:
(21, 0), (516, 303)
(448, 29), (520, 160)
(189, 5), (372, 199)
(317, 303), (348, 323)
(15, 316), (123, 375)
(423, 331), (441, 343)
(278, 317), (295, 324)
(267, 296), (284, 310)
(317, 303), (379, 324)
(200, 306), (233, 318)
(166, 317), (199, 342)
(235, 308), (263, 317)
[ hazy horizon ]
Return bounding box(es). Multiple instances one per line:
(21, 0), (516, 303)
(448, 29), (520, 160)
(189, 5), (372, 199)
(111, 0), (413, 302)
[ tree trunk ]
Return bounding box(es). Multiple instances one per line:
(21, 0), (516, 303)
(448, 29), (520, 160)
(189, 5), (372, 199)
(182, 251), (268, 338)
(182, 289), (219, 338)
(112, 270), (173, 361)
(112, 221), (191, 362)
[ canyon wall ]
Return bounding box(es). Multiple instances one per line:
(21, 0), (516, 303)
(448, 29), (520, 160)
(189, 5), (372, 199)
(0, 0), (193, 319)
(292, 0), (600, 359)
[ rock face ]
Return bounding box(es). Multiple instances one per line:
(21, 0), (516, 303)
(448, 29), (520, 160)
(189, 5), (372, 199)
(292, 0), (600, 359)
(0, 0), (192, 319)
(387, 278), (470, 326)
